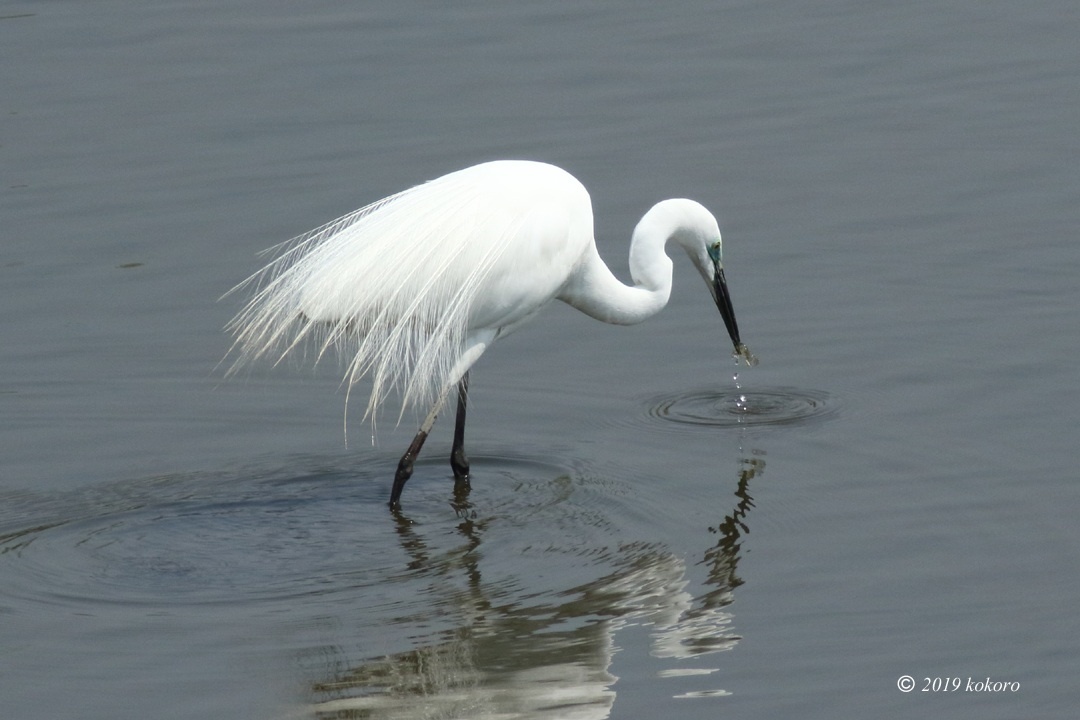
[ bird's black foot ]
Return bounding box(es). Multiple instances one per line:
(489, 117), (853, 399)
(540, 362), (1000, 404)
(450, 447), (470, 483)
(389, 461), (413, 510)
(389, 430), (428, 510)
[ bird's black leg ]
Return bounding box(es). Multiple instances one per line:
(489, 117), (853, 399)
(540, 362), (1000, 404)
(390, 427), (429, 510)
(450, 372), (470, 484)
(390, 390), (448, 510)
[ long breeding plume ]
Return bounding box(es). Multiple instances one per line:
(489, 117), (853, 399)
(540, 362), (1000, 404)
(225, 164), (532, 429)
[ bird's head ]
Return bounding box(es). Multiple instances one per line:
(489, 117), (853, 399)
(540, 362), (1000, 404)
(688, 225), (757, 367)
(636, 198), (757, 366)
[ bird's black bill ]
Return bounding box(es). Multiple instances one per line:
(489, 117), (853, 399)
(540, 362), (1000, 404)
(712, 264), (742, 350)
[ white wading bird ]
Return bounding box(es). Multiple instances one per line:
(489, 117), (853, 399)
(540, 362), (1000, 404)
(227, 160), (755, 509)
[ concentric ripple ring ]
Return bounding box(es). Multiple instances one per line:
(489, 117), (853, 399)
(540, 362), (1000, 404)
(646, 386), (838, 428)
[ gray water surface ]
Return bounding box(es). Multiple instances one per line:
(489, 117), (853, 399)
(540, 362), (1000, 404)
(3, 2), (1078, 718)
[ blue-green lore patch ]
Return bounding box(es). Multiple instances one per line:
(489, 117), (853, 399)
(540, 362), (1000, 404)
(707, 240), (722, 264)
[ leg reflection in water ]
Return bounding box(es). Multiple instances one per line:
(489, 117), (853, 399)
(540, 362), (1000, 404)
(311, 450), (769, 718)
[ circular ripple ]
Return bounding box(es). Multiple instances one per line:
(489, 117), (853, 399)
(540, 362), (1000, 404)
(646, 386), (838, 428)
(0, 452), (630, 610)
(0, 468), (396, 608)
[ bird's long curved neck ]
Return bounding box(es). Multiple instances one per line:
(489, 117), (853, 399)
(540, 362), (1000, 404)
(559, 202), (701, 326)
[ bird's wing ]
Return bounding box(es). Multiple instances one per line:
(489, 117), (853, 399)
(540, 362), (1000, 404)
(225, 164), (537, 422)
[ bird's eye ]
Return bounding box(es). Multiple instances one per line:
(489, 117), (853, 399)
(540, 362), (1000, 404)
(707, 241), (722, 263)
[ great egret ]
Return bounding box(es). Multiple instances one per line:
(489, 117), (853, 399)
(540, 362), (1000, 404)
(227, 160), (755, 509)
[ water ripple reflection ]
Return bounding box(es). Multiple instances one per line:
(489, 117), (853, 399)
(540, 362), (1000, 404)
(1, 447), (771, 716)
(0, 453), (617, 608)
(308, 452), (770, 717)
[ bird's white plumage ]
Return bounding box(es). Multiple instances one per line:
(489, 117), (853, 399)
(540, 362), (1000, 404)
(227, 159), (755, 507)
(226, 159), (752, 443)
(226, 161), (596, 421)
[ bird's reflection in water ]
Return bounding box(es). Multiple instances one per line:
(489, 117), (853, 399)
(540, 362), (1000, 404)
(312, 451), (766, 719)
